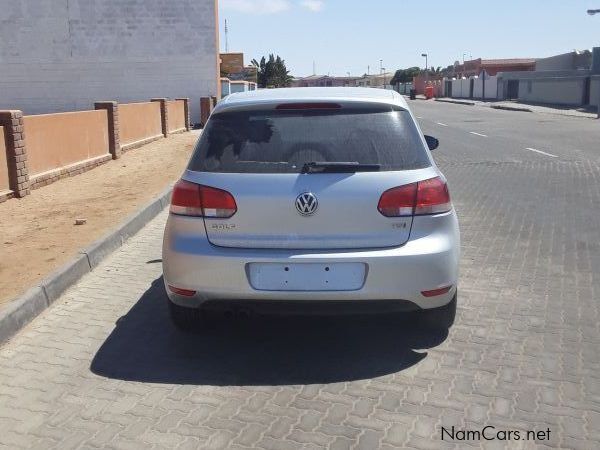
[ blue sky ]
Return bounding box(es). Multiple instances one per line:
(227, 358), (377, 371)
(219, 0), (600, 77)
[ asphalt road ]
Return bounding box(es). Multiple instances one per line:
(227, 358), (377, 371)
(0, 102), (599, 449)
(411, 100), (600, 162)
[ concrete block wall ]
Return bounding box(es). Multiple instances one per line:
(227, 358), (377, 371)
(496, 70), (596, 106)
(518, 78), (587, 106)
(0, 0), (219, 124)
(590, 76), (600, 112)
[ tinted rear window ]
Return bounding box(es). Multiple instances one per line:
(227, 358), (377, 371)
(188, 106), (430, 173)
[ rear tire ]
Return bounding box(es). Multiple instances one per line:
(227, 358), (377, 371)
(168, 299), (202, 331)
(420, 293), (457, 330)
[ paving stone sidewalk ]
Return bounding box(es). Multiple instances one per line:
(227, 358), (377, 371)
(0, 147), (599, 449)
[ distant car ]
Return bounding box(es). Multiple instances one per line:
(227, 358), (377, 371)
(162, 87), (460, 329)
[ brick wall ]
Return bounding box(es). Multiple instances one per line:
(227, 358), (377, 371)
(0, 0), (219, 124)
(221, 53), (245, 75)
(0, 127), (10, 195)
(200, 97), (214, 128)
(0, 111), (29, 199)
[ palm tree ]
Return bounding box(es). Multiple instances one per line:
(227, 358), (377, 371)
(428, 66), (442, 77)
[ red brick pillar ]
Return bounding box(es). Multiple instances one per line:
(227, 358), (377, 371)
(151, 98), (169, 137)
(0, 110), (30, 198)
(176, 98), (191, 131)
(200, 97), (213, 128)
(94, 101), (121, 159)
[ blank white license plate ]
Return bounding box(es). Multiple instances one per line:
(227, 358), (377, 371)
(248, 263), (366, 291)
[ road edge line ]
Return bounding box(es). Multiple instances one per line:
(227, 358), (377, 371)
(0, 186), (174, 346)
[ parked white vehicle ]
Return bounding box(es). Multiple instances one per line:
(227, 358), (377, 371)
(162, 87), (460, 329)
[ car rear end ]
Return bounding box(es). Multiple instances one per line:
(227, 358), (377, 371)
(162, 89), (459, 322)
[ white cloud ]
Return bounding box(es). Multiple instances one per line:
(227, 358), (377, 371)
(221, 0), (291, 14)
(300, 0), (324, 12)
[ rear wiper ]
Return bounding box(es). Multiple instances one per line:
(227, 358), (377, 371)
(301, 162), (381, 174)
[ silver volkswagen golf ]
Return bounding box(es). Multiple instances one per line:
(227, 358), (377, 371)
(162, 88), (460, 329)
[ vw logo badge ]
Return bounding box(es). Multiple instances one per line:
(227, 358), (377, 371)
(295, 192), (318, 216)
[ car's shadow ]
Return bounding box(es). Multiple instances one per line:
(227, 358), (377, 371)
(91, 277), (448, 386)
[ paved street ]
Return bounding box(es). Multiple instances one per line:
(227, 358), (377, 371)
(1, 101), (600, 449)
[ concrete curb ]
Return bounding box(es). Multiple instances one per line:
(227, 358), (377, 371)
(42, 255), (92, 305)
(490, 105), (532, 113)
(0, 287), (48, 344)
(0, 186), (173, 345)
(435, 98), (475, 106)
(81, 188), (172, 269)
(435, 98), (533, 112)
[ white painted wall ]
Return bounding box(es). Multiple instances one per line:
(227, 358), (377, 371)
(472, 76), (498, 99)
(450, 76), (498, 100)
(0, 0), (218, 122)
(472, 79), (482, 99)
(485, 77), (498, 99)
(451, 79), (470, 98)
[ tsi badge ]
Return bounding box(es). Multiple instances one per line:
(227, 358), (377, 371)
(295, 192), (318, 216)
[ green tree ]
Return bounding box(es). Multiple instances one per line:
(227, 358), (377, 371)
(251, 54), (293, 88)
(390, 67), (421, 85)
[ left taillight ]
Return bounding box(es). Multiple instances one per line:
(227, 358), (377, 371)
(377, 183), (417, 217)
(170, 180), (237, 218)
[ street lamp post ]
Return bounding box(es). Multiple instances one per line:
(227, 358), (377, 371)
(421, 53), (428, 85)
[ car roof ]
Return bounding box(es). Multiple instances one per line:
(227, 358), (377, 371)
(215, 87), (408, 112)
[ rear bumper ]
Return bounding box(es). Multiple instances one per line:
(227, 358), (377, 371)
(162, 211), (460, 310)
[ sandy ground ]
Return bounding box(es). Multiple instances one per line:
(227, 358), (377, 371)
(0, 131), (199, 307)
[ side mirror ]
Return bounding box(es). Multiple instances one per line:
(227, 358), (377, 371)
(424, 135), (439, 151)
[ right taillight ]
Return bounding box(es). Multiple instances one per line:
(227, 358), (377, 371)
(414, 177), (451, 215)
(378, 177), (451, 217)
(170, 180), (237, 218)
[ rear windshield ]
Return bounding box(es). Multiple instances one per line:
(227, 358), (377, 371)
(188, 105), (431, 173)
